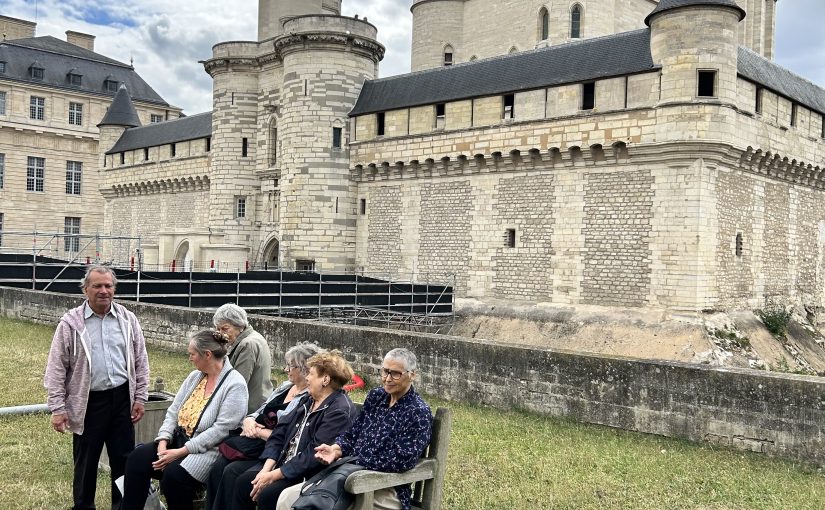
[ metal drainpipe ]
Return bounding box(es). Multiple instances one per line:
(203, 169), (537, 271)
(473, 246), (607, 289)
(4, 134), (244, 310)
(0, 404), (50, 416)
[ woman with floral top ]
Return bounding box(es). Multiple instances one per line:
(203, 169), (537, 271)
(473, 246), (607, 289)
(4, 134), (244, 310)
(276, 348), (433, 510)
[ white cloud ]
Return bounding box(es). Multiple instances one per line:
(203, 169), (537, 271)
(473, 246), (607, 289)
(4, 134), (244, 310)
(2, 0), (823, 114)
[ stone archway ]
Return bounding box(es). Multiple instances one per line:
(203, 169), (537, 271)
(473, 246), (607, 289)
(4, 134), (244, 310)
(262, 237), (280, 269)
(174, 240), (193, 271)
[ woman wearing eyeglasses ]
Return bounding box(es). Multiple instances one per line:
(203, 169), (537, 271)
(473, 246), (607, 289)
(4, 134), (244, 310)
(277, 348), (433, 510)
(205, 342), (323, 510)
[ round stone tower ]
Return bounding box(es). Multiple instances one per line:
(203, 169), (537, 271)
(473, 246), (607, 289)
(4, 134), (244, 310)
(647, 0), (745, 106)
(410, 0), (464, 72)
(258, 0), (343, 41)
(276, 15), (384, 271)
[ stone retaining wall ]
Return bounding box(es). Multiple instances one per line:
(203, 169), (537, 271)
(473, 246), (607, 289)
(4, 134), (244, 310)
(4, 286), (822, 465)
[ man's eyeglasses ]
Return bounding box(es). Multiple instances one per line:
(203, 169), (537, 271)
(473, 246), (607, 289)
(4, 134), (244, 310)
(284, 363), (300, 371)
(379, 367), (410, 381)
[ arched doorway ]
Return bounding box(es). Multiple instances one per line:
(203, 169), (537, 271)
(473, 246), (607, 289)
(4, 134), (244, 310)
(174, 240), (193, 271)
(262, 237), (279, 269)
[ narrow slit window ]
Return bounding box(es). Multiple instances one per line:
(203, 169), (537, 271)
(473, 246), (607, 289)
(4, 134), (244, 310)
(697, 70), (716, 97)
(242, 137), (248, 157)
(755, 86), (763, 114)
(144, 148), (149, 161)
(119, 152), (125, 164)
(170, 143), (176, 157)
(582, 82), (595, 110)
(540, 9), (549, 41)
(360, 198), (367, 215)
(206, 137), (211, 152)
(505, 229), (516, 248)
(790, 103), (797, 127)
(376, 112), (385, 136)
(735, 233), (743, 257)
(332, 127), (342, 149)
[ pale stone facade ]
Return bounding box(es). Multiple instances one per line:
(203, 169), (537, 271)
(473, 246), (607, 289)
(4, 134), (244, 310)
(95, 0), (825, 312)
(0, 15), (179, 257)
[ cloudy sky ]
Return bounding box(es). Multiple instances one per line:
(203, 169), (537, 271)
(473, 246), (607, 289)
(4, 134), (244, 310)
(1, 0), (823, 114)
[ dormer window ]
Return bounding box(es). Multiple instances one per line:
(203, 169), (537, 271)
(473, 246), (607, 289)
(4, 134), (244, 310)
(0, 62), (6, 74)
(67, 70), (82, 87)
(104, 77), (119, 93)
(29, 62), (44, 80)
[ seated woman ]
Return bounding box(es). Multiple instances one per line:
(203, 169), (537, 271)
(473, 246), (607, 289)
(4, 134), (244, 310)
(205, 342), (323, 510)
(277, 348), (433, 510)
(122, 330), (248, 510)
(213, 303), (273, 413)
(231, 351), (358, 510)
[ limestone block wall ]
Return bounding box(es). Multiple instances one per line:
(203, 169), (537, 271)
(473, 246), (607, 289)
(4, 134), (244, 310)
(3, 286), (823, 465)
(410, 0), (653, 70)
(446, 100), (472, 130)
(626, 73), (659, 108)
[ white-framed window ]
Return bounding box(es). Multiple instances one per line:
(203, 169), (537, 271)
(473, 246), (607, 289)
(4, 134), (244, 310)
(26, 156), (45, 192)
(30, 96), (45, 120)
(0, 153), (5, 189)
(0, 91), (6, 115)
(64, 217), (81, 253)
(66, 161), (82, 195)
(69, 102), (83, 126)
(150, 114), (164, 123)
(236, 197), (246, 218)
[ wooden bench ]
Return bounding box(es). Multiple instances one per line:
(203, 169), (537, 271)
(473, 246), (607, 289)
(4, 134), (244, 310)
(345, 407), (452, 510)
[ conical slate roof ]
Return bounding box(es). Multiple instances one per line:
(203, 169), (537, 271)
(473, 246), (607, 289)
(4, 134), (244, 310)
(645, 0), (746, 26)
(98, 84), (142, 128)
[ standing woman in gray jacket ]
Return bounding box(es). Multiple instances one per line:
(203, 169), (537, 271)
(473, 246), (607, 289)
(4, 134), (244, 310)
(122, 330), (248, 510)
(213, 303), (274, 413)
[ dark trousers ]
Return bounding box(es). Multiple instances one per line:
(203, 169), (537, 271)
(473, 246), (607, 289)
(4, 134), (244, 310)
(232, 463), (300, 510)
(205, 457), (257, 510)
(72, 383), (134, 510)
(122, 442), (203, 510)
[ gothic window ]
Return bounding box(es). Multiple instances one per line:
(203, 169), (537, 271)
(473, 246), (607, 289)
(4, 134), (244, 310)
(539, 8), (549, 41)
(443, 45), (454, 66)
(570, 4), (582, 39)
(269, 121), (278, 165)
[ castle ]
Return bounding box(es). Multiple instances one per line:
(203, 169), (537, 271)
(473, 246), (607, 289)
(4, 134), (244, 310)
(45, 0), (825, 311)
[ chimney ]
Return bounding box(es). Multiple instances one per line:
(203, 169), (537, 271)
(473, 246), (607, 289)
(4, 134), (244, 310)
(0, 15), (36, 41)
(66, 30), (95, 51)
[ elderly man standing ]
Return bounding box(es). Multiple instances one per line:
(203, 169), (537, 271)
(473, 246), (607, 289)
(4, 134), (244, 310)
(44, 265), (150, 510)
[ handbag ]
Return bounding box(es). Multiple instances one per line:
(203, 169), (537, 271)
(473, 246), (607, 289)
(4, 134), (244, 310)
(291, 456), (364, 510)
(218, 429), (265, 461)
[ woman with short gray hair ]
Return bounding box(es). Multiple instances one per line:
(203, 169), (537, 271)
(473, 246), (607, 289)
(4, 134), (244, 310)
(213, 303), (272, 414)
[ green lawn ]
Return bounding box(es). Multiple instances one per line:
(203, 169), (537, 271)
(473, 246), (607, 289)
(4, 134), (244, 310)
(1, 316), (823, 509)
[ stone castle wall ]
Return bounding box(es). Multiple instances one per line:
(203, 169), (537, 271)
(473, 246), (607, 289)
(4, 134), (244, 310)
(3, 285), (823, 465)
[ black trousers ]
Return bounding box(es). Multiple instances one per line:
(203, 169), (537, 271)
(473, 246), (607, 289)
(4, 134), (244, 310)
(72, 383), (134, 510)
(232, 463), (300, 510)
(205, 457), (257, 510)
(122, 442), (203, 510)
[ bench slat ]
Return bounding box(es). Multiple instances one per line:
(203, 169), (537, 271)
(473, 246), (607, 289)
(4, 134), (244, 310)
(345, 460), (437, 493)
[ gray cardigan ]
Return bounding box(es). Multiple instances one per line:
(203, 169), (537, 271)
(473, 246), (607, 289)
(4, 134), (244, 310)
(228, 325), (273, 413)
(155, 359), (248, 482)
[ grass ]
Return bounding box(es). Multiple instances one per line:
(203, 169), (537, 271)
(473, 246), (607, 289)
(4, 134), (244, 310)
(1, 316), (824, 509)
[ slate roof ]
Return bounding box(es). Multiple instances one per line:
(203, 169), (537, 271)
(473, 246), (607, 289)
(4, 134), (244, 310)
(645, 0), (746, 26)
(98, 85), (142, 128)
(350, 29), (658, 116)
(738, 47), (825, 115)
(107, 112), (212, 154)
(0, 36), (169, 105)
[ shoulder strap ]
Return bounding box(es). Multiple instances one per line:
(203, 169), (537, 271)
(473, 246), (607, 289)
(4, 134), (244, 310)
(193, 368), (235, 433)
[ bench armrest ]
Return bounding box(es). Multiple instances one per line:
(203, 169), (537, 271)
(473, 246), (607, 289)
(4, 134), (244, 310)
(345, 459), (437, 494)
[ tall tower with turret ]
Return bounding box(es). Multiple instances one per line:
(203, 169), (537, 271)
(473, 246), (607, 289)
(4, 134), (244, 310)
(203, 0), (383, 270)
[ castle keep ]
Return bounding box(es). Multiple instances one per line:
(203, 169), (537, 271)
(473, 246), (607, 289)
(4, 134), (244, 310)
(95, 0), (825, 312)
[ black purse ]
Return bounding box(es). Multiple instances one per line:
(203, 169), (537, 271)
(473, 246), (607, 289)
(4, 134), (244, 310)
(292, 456), (364, 510)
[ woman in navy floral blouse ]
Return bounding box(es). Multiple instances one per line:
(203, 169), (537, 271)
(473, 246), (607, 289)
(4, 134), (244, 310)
(275, 348), (433, 510)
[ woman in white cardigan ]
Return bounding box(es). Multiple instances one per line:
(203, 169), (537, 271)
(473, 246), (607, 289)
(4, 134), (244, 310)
(122, 330), (248, 510)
